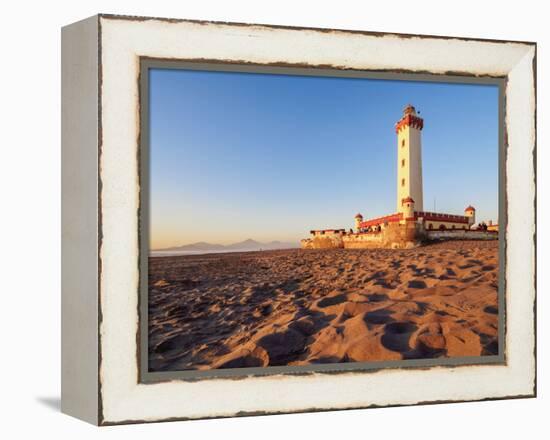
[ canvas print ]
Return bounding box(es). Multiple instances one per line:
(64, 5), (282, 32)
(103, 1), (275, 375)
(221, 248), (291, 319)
(146, 68), (500, 373)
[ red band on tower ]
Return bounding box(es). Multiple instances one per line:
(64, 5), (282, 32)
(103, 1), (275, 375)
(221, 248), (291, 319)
(395, 114), (424, 133)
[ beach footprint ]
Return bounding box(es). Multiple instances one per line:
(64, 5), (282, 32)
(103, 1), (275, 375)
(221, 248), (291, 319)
(380, 321), (417, 354)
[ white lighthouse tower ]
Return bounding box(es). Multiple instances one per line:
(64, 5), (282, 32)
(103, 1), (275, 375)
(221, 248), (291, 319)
(396, 104), (424, 213)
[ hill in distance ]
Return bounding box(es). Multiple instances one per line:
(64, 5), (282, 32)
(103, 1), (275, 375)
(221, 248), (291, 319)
(157, 239), (298, 253)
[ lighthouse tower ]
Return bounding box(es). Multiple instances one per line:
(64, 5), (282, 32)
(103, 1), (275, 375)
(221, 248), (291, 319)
(396, 105), (424, 213)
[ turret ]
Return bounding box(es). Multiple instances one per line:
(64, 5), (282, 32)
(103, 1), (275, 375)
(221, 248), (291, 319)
(354, 213), (363, 231)
(402, 197), (415, 221)
(465, 205), (476, 227)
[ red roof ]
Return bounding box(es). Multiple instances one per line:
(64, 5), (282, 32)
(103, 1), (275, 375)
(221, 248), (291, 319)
(359, 213), (402, 228)
(465, 205), (476, 212)
(310, 229), (346, 233)
(355, 213), (363, 218)
(417, 212), (469, 224)
(401, 196), (415, 204)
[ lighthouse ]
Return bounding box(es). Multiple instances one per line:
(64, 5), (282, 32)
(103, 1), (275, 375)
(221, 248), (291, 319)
(396, 104), (424, 212)
(301, 103), (493, 250)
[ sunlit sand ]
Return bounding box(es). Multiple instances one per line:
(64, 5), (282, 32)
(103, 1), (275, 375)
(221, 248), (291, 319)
(148, 240), (498, 371)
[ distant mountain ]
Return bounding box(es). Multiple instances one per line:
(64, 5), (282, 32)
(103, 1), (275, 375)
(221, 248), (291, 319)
(156, 239), (298, 253)
(225, 239), (262, 250)
(162, 241), (225, 252)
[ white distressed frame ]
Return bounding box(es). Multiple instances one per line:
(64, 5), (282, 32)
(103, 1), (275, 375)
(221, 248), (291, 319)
(65, 15), (536, 425)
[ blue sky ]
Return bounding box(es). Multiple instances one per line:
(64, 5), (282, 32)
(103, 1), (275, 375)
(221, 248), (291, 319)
(148, 68), (499, 249)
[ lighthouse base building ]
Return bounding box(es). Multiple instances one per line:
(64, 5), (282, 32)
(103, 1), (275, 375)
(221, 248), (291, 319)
(300, 105), (497, 250)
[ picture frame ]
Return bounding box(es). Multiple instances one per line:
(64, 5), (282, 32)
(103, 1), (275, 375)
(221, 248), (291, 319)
(61, 14), (536, 425)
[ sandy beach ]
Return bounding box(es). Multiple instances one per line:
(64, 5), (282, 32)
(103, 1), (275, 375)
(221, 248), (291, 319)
(148, 240), (499, 371)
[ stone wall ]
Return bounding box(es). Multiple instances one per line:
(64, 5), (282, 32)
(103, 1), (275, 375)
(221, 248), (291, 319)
(300, 235), (344, 249)
(342, 222), (424, 249)
(301, 223), (497, 251)
(342, 232), (383, 249)
(426, 230), (498, 241)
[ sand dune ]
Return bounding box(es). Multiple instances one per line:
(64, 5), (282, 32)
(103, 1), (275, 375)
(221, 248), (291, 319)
(148, 241), (499, 371)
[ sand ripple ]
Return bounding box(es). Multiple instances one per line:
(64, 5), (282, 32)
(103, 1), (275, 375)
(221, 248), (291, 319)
(148, 240), (499, 371)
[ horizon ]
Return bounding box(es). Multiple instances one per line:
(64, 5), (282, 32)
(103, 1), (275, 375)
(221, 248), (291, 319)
(153, 237), (300, 251)
(148, 69), (499, 249)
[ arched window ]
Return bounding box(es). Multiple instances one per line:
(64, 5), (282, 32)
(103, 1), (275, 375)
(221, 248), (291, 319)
(401, 139), (405, 147)
(428, 223), (433, 230)
(401, 159), (405, 167)
(401, 178), (405, 187)
(439, 224), (446, 230)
